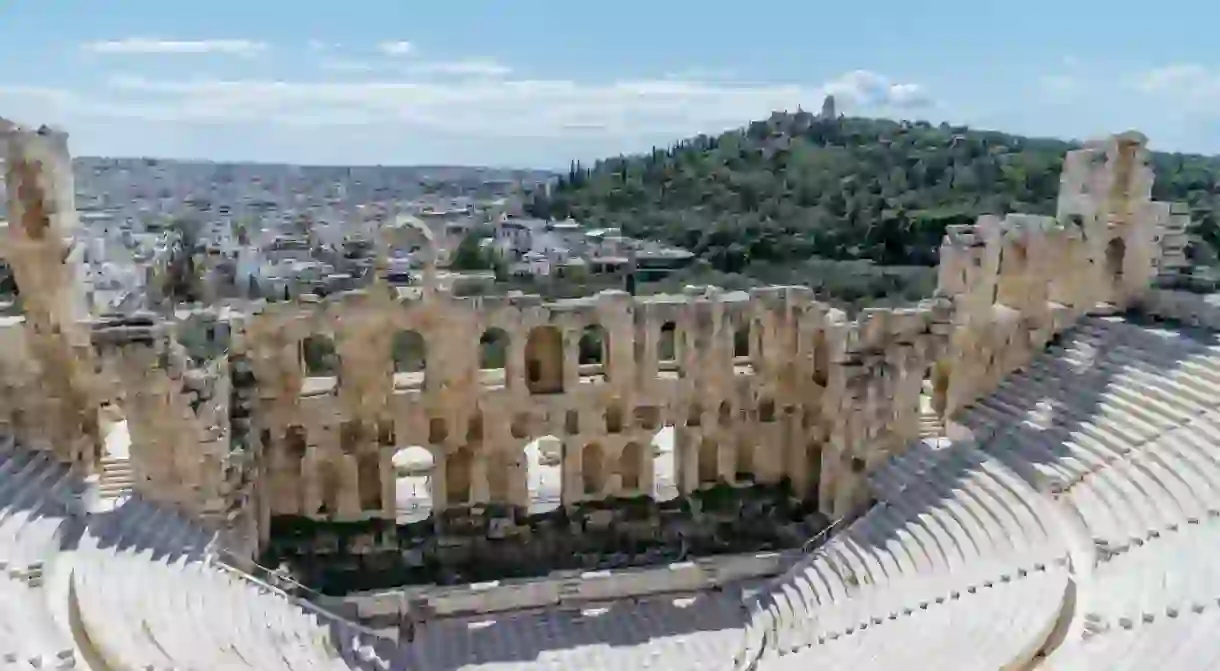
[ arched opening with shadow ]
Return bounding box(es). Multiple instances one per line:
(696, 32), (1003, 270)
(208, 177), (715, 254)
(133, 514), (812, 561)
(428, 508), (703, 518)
(733, 324), (750, 360)
(525, 326), (564, 394)
(524, 435), (562, 514)
(301, 334), (339, 378)
(479, 327), (510, 389)
(1106, 237), (1126, 285)
(446, 446), (473, 506)
(658, 321), (679, 376)
(316, 458), (342, 517)
(356, 451), (382, 512)
(578, 323), (609, 381)
(698, 438), (719, 486)
(735, 439), (755, 484)
(652, 424), (679, 502)
(392, 445), (434, 522)
(618, 441), (644, 492)
(806, 441), (823, 500)
(718, 401), (732, 428)
(582, 442), (606, 495)
(391, 329), (427, 390)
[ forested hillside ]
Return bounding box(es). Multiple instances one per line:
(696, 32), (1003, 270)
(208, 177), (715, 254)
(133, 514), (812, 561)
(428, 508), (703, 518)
(526, 112), (1220, 309)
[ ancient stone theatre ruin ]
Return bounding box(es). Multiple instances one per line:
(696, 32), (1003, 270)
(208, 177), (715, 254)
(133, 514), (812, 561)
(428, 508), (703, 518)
(1, 119), (1218, 670)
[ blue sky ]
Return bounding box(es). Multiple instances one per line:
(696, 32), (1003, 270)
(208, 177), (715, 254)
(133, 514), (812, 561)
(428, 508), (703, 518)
(2, 0), (1218, 167)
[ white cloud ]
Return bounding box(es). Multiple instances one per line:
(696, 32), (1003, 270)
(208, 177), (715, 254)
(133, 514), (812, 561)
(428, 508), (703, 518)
(94, 69), (929, 138)
(377, 41), (415, 56)
(402, 59), (512, 77)
(821, 70), (931, 109)
(1133, 64), (1216, 95)
(82, 38), (268, 56)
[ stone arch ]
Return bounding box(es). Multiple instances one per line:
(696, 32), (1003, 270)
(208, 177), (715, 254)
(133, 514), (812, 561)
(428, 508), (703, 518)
(759, 397), (776, 423)
(392, 445), (433, 521)
(659, 321), (678, 366)
(698, 438), (719, 485)
(652, 425), (677, 501)
(811, 329), (829, 387)
(356, 451), (382, 512)
(619, 442), (644, 491)
(578, 323), (609, 377)
(733, 324), (750, 358)
(1106, 236), (1126, 283)
(446, 446), (473, 506)
(317, 458), (342, 516)
(735, 439), (755, 483)
(378, 214), (438, 291)
(806, 442), (823, 499)
(525, 326), (564, 394)
(582, 442), (606, 495)
(391, 330), (426, 373)
(301, 333), (339, 377)
(525, 435), (561, 513)
(479, 327), (510, 370)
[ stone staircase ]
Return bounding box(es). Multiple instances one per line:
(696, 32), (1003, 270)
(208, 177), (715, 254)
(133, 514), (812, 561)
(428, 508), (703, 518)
(918, 410), (945, 439)
(97, 455), (133, 501)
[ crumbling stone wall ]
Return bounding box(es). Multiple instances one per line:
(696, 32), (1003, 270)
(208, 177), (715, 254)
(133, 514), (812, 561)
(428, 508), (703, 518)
(935, 131), (1175, 418)
(97, 313), (233, 519)
(0, 120), (102, 470)
(227, 279), (951, 545)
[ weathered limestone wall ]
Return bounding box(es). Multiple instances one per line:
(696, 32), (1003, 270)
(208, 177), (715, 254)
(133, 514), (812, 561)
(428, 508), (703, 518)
(220, 282), (951, 535)
(936, 131), (1177, 419)
(0, 120), (102, 470)
(92, 314), (233, 519)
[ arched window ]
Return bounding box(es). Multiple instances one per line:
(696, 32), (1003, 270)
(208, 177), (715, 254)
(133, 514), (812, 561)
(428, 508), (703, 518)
(301, 334), (339, 377)
(699, 439), (719, 485)
(583, 442), (606, 495)
(579, 324), (610, 379)
(659, 321), (677, 365)
(525, 326), (564, 394)
(619, 442), (643, 491)
(391, 330), (427, 373)
(479, 328), (510, 369)
(733, 325), (750, 358)
(1106, 237), (1126, 282)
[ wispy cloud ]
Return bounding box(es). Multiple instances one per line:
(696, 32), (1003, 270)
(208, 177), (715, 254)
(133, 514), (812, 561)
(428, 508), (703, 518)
(822, 70), (932, 109)
(96, 69), (929, 137)
(1132, 64), (1215, 95)
(402, 59), (512, 77)
(377, 41), (415, 56)
(82, 38), (268, 56)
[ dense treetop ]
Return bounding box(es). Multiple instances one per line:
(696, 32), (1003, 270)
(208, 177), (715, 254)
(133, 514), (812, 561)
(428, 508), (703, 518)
(525, 112), (1220, 310)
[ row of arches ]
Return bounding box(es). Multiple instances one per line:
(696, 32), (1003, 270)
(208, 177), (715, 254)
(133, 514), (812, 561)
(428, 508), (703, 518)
(296, 317), (783, 395)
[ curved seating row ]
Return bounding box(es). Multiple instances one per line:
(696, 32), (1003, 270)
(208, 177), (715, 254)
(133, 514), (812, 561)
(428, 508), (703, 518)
(954, 316), (1220, 668)
(0, 444), (78, 670)
(761, 564), (1067, 670)
(738, 441), (1068, 670)
(71, 493), (396, 670)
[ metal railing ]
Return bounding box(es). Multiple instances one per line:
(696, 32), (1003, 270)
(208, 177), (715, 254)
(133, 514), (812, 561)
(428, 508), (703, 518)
(210, 554), (387, 641)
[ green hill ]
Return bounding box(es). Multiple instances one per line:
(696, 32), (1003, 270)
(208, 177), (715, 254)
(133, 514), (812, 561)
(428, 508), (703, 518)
(526, 113), (1220, 309)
